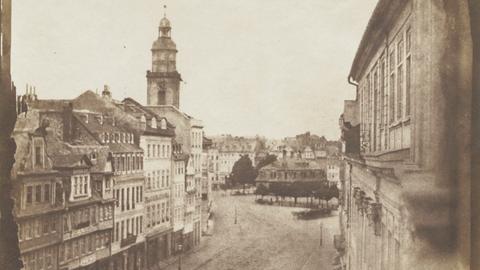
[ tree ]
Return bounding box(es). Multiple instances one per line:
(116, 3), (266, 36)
(230, 155), (257, 193)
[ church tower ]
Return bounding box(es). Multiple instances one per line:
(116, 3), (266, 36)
(146, 9), (182, 108)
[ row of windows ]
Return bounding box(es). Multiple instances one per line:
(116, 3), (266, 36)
(266, 170), (324, 179)
(175, 162), (185, 175)
(146, 169), (170, 190)
(146, 201), (170, 228)
(360, 24), (412, 153)
(114, 216), (143, 242)
(18, 217), (57, 242)
(101, 132), (134, 144)
(174, 183), (184, 198)
(114, 186), (143, 211)
(22, 246), (55, 270)
(63, 205), (112, 233)
(72, 175), (89, 197)
(173, 207), (184, 224)
(191, 131), (202, 149)
(146, 143), (171, 158)
(59, 232), (110, 263)
(192, 154), (201, 173)
(113, 153), (143, 173)
(25, 183), (51, 205)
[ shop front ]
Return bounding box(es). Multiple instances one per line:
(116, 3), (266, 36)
(146, 230), (171, 269)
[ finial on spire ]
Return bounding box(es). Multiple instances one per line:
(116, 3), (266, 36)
(163, 4), (167, 17)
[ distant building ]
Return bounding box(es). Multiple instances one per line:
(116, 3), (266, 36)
(256, 159), (326, 188)
(201, 136), (214, 200)
(268, 132), (341, 161)
(211, 135), (258, 186)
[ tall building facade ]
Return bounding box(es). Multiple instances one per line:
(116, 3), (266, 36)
(146, 15), (181, 108)
(146, 12), (205, 254)
(120, 97), (176, 269)
(337, 1), (472, 269)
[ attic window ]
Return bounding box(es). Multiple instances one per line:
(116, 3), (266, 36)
(151, 117), (157, 129)
(33, 138), (45, 168)
(140, 115), (146, 123)
(160, 119), (167, 130)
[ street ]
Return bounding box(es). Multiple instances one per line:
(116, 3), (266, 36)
(165, 192), (339, 270)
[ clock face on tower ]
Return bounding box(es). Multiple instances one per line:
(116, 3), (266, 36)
(157, 80), (166, 90)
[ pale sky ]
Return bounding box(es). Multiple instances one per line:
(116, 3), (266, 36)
(12, 0), (377, 140)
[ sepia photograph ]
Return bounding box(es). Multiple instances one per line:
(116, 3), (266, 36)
(0, 0), (477, 270)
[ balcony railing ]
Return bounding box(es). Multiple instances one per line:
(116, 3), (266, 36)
(75, 221), (90, 230)
(120, 233), (137, 248)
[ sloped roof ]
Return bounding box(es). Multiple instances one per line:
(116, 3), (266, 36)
(107, 143), (142, 153)
(261, 159), (323, 171)
(68, 145), (111, 173)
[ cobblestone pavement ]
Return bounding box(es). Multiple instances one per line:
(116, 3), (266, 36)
(164, 192), (339, 270)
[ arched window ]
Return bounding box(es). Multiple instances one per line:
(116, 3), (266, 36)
(151, 117), (157, 129)
(158, 90), (166, 105)
(140, 115), (146, 123)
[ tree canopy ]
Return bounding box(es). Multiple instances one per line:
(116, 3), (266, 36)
(230, 155), (257, 189)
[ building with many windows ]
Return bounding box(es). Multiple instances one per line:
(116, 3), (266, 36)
(256, 159), (326, 188)
(13, 105), (116, 270)
(119, 97), (176, 269)
(13, 120), (63, 270)
(146, 13), (204, 254)
(211, 135), (257, 186)
(337, 0), (471, 269)
(170, 141), (187, 256)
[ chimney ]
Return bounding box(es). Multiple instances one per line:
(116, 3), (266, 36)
(102, 84), (112, 99)
(63, 102), (74, 142)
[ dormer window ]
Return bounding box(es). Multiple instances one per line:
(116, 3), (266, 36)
(33, 137), (45, 168)
(140, 115), (146, 123)
(151, 117), (157, 129)
(160, 119), (167, 130)
(91, 151), (97, 161)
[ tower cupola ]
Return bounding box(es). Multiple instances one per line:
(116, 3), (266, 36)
(159, 16), (171, 38)
(146, 5), (182, 108)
